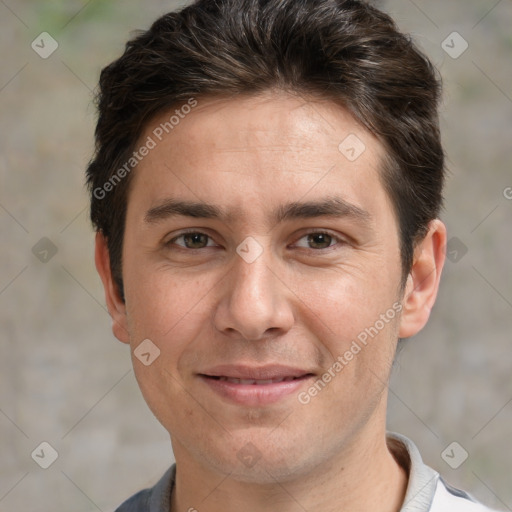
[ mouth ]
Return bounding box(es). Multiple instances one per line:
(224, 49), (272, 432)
(203, 375), (310, 385)
(198, 365), (316, 406)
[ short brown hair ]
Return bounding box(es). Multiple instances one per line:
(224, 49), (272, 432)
(86, 0), (445, 300)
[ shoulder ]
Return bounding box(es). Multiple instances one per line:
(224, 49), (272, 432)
(114, 465), (175, 512)
(430, 477), (502, 512)
(115, 488), (151, 512)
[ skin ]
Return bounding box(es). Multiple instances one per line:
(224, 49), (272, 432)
(95, 91), (446, 512)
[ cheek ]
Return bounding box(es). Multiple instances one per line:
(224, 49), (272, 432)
(124, 263), (215, 341)
(289, 264), (401, 404)
(293, 265), (399, 342)
(124, 266), (221, 393)
(123, 270), (217, 419)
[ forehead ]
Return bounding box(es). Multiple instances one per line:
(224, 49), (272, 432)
(128, 91), (391, 226)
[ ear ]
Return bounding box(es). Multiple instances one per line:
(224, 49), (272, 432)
(399, 219), (447, 339)
(94, 231), (130, 344)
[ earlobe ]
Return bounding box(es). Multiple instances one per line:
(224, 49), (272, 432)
(398, 220), (447, 339)
(94, 232), (130, 344)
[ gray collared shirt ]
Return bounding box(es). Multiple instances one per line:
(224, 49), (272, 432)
(115, 432), (499, 512)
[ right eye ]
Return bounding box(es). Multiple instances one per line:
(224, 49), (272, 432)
(165, 231), (219, 250)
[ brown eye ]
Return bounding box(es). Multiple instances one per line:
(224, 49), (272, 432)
(306, 232), (333, 249)
(169, 232), (213, 249)
(294, 231), (341, 250)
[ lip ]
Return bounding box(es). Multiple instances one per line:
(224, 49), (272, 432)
(198, 364), (316, 406)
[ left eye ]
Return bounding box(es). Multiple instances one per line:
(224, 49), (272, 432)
(294, 232), (341, 250)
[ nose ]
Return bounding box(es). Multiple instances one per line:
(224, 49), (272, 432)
(213, 245), (295, 342)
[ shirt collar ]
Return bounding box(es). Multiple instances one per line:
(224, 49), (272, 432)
(387, 432), (440, 512)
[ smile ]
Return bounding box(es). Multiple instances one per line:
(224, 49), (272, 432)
(198, 365), (315, 406)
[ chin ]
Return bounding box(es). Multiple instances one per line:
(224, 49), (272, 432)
(194, 432), (322, 484)
(212, 456), (304, 485)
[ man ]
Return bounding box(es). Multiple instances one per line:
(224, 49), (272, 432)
(87, 0), (499, 510)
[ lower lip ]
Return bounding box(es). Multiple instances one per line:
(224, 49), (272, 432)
(199, 375), (314, 406)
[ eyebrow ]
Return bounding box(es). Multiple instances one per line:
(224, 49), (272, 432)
(144, 196), (372, 226)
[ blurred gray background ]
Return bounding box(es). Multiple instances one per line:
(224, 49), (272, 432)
(0, 1), (510, 511)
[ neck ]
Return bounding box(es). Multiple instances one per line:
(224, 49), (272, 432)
(170, 426), (408, 512)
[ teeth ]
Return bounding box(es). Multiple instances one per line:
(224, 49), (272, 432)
(237, 379), (258, 385)
(216, 376), (297, 384)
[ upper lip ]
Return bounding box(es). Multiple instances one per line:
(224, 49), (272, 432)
(199, 364), (315, 380)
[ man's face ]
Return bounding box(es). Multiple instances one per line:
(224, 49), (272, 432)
(119, 92), (405, 482)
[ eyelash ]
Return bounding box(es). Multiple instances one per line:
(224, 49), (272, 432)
(165, 229), (346, 252)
